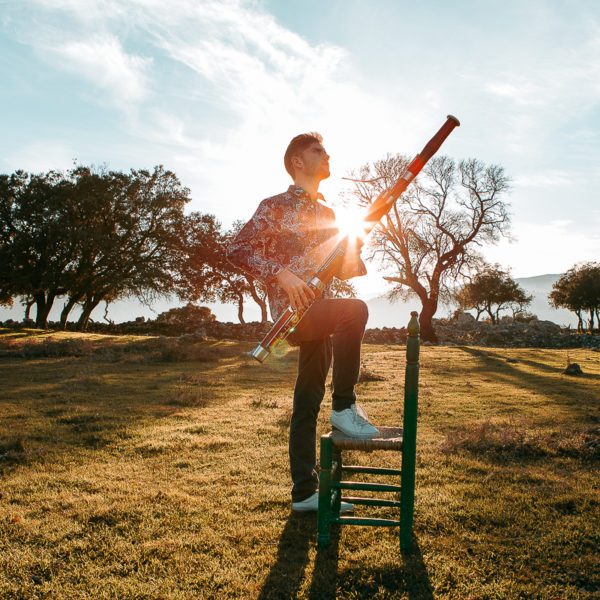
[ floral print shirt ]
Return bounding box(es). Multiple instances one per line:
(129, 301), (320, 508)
(227, 185), (366, 320)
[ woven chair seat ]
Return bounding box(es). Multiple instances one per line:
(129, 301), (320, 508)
(330, 426), (403, 451)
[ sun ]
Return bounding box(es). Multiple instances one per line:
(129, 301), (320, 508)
(335, 206), (367, 242)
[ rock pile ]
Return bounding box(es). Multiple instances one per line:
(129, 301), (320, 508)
(363, 313), (600, 349)
(433, 313), (600, 349)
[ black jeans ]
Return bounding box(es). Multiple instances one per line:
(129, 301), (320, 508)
(287, 298), (368, 502)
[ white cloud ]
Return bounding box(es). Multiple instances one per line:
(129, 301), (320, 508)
(52, 34), (152, 109)
(485, 81), (542, 106)
(5, 0), (447, 204)
(514, 170), (573, 188)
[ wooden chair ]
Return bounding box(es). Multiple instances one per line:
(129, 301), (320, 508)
(317, 312), (420, 551)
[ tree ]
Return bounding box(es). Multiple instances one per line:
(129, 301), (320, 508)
(177, 214), (270, 324)
(155, 304), (216, 335)
(454, 264), (532, 323)
(329, 277), (357, 299)
(549, 262), (600, 332)
(350, 155), (511, 341)
(60, 166), (189, 330)
(0, 171), (78, 327)
(1, 165), (190, 330)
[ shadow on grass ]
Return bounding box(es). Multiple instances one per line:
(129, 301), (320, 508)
(258, 514), (432, 600)
(257, 512), (318, 600)
(456, 346), (599, 417)
(331, 537), (434, 600)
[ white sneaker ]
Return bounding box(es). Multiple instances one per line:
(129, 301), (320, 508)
(292, 492), (354, 513)
(330, 403), (379, 439)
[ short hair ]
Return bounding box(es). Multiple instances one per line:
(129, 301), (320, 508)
(284, 132), (323, 178)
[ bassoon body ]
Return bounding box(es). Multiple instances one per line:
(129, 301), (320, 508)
(251, 115), (460, 363)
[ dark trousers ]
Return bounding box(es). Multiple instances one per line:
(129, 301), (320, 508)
(287, 298), (368, 502)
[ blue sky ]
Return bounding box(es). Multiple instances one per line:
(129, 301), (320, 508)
(1, 0), (599, 303)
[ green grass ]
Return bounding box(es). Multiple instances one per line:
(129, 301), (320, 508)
(0, 329), (599, 599)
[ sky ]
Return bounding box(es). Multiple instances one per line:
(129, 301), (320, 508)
(1, 0), (599, 306)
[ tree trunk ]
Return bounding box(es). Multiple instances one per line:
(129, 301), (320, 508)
(258, 300), (268, 323)
(34, 291), (56, 329)
(246, 278), (268, 323)
(236, 294), (246, 325)
(418, 298), (438, 343)
(77, 297), (101, 331)
(589, 309), (595, 333)
(24, 299), (34, 321)
(60, 296), (80, 330)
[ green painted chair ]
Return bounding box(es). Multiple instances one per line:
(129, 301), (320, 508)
(317, 311), (421, 551)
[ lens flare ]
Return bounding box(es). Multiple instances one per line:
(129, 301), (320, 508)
(335, 206), (367, 242)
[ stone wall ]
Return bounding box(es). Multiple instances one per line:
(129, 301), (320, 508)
(3, 312), (599, 349)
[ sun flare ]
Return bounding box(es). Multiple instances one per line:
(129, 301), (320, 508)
(335, 206), (367, 242)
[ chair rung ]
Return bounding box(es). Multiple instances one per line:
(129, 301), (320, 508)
(331, 516), (401, 527)
(342, 466), (402, 476)
(333, 481), (402, 493)
(342, 496), (401, 508)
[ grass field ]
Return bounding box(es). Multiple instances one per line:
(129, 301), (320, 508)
(0, 329), (599, 600)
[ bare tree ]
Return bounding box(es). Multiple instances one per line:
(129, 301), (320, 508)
(350, 155), (512, 341)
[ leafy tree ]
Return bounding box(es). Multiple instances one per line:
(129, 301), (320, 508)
(1, 166), (190, 330)
(0, 171), (77, 327)
(155, 303), (216, 335)
(454, 264), (532, 323)
(349, 155), (511, 341)
(60, 166), (189, 330)
(549, 262), (600, 332)
(329, 277), (357, 299)
(177, 214), (269, 324)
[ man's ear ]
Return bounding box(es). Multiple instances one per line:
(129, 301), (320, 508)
(291, 155), (303, 172)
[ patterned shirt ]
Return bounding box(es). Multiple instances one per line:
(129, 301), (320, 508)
(227, 185), (366, 320)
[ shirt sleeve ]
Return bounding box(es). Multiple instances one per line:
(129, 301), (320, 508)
(337, 245), (368, 280)
(226, 199), (286, 282)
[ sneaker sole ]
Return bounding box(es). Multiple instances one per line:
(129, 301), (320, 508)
(331, 425), (378, 439)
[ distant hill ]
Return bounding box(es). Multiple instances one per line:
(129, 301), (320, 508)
(0, 274), (578, 329)
(364, 273), (577, 329)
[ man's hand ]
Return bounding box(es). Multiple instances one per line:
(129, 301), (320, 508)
(276, 268), (315, 310)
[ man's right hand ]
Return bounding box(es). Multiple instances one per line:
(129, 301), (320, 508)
(276, 268), (315, 310)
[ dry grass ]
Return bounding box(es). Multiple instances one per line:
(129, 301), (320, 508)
(0, 330), (599, 599)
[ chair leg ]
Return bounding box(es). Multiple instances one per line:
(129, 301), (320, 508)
(317, 435), (333, 548)
(332, 448), (342, 514)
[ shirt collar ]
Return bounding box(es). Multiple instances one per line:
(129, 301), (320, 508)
(287, 184), (326, 205)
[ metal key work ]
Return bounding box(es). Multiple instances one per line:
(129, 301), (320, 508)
(251, 115), (459, 363)
(317, 311), (421, 551)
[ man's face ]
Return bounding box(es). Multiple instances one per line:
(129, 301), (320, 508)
(295, 142), (330, 181)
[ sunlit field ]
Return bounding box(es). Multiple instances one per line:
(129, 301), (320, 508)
(1, 330), (598, 599)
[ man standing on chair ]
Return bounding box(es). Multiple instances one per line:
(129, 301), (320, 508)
(227, 132), (378, 513)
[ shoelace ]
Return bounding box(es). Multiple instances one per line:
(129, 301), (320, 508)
(352, 405), (372, 426)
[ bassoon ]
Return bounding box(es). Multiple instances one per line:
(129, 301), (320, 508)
(251, 115), (460, 362)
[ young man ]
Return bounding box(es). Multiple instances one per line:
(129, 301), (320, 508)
(227, 132), (378, 512)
